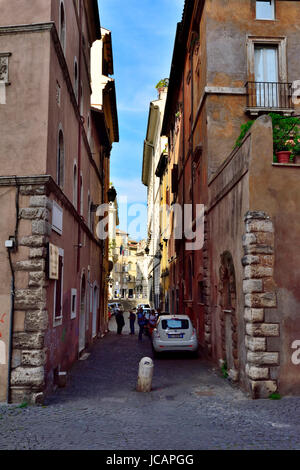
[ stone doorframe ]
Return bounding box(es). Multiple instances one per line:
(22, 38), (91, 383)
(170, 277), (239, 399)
(243, 211), (280, 399)
(219, 251), (239, 382)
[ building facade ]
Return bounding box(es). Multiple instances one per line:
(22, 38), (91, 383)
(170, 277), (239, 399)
(110, 230), (148, 300)
(142, 85), (168, 309)
(161, 0), (300, 397)
(0, 0), (118, 403)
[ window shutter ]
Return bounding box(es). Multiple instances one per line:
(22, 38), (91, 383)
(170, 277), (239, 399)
(55, 255), (63, 318)
(171, 164), (178, 194)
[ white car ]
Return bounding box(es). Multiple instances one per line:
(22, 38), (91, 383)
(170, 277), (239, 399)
(109, 303), (124, 313)
(137, 303), (151, 310)
(152, 315), (198, 356)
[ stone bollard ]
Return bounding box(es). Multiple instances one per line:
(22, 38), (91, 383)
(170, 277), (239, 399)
(136, 357), (154, 392)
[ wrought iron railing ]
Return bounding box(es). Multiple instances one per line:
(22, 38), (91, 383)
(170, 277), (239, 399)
(246, 82), (293, 110)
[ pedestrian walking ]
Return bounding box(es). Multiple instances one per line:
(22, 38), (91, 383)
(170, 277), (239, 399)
(129, 310), (136, 335)
(115, 309), (125, 335)
(137, 308), (146, 341)
(148, 309), (158, 336)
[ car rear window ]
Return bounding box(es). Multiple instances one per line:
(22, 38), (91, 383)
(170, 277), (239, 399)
(161, 319), (190, 330)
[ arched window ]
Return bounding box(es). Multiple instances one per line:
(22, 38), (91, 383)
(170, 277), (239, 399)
(57, 129), (64, 188)
(80, 82), (83, 115)
(73, 162), (78, 208)
(80, 174), (83, 216)
(87, 192), (91, 228)
(74, 58), (78, 101)
(59, 1), (66, 53)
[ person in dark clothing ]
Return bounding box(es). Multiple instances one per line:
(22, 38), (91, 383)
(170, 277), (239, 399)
(137, 308), (146, 341)
(129, 310), (136, 335)
(115, 309), (125, 335)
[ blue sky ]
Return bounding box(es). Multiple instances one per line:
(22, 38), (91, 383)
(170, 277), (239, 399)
(97, 0), (184, 239)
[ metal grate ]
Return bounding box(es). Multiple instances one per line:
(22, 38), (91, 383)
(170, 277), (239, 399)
(246, 81), (293, 110)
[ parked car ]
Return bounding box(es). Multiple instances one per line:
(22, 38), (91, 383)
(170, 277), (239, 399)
(152, 314), (198, 357)
(109, 303), (124, 314)
(137, 303), (151, 310)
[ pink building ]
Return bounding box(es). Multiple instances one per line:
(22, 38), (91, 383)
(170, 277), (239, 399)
(0, 0), (118, 403)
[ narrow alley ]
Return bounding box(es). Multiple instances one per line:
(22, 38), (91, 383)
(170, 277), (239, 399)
(0, 301), (300, 450)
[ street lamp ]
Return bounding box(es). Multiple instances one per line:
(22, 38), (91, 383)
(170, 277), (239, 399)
(145, 246), (162, 260)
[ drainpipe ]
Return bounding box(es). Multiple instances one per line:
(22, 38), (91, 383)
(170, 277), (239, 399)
(182, 70), (186, 315)
(190, 48), (195, 311)
(7, 251), (15, 404)
(6, 179), (20, 403)
(99, 150), (105, 333)
(76, 0), (83, 273)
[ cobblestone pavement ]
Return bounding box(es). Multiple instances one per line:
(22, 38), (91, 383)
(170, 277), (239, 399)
(1, 311), (300, 450)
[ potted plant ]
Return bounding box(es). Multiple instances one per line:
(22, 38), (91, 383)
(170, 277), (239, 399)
(292, 139), (300, 164)
(275, 140), (293, 163)
(155, 78), (169, 94)
(271, 113), (300, 164)
(235, 113), (300, 164)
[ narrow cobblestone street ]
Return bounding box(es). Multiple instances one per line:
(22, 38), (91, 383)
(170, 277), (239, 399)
(0, 306), (300, 450)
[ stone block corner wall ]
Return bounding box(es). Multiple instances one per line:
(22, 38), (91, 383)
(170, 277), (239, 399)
(10, 182), (51, 404)
(243, 210), (280, 399)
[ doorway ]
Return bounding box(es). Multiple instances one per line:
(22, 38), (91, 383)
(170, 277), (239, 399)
(254, 45), (278, 107)
(219, 252), (239, 380)
(92, 285), (98, 339)
(79, 274), (86, 353)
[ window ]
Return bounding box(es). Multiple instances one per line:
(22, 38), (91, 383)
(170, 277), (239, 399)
(256, 1), (275, 20)
(54, 249), (64, 325)
(71, 288), (77, 319)
(52, 201), (63, 235)
(59, 1), (66, 52)
(56, 81), (61, 106)
(161, 319), (190, 330)
(80, 174), (83, 216)
(74, 58), (78, 101)
(80, 82), (83, 115)
(254, 45), (278, 106)
(87, 192), (93, 230)
(73, 163), (78, 208)
(246, 36), (289, 112)
(57, 129), (64, 188)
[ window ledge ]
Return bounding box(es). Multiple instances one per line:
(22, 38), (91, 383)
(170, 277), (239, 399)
(246, 107), (294, 117)
(272, 163), (300, 168)
(53, 317), (63, 327)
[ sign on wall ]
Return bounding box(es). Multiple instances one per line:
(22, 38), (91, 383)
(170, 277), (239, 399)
(49, 243), (59, 280)
(52, 201), (63, 235)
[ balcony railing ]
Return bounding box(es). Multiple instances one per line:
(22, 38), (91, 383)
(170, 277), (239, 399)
(246, 82), (293, 111)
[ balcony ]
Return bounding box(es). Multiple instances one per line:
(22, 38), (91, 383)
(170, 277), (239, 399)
(245, 82), (294, 116)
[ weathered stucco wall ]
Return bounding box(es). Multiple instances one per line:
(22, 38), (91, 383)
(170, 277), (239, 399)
(0, 30), (50, 176)
(207, 135), (250, 388)
(248, 116), (300, 395)
(204, 0), (300, 177)
(207, 114), (300, 397)
(0, 0), (51, 26)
